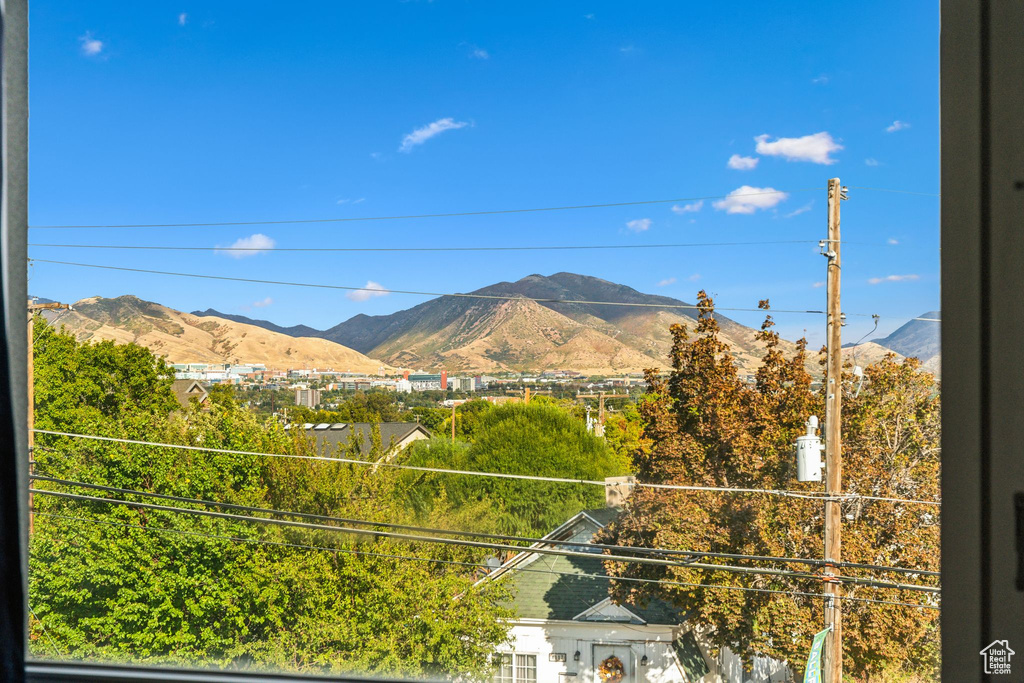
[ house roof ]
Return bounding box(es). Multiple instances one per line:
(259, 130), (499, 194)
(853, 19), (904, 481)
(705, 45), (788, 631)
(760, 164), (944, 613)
(483, 508), (683, 626)
(285, 422), (431, 458)
(171, 379), (207, 409)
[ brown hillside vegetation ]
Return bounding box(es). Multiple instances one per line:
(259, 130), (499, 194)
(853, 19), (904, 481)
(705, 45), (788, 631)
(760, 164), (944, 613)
(42, 296), (392, 373)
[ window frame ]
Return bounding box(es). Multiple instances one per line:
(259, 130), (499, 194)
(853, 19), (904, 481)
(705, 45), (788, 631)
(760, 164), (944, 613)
(0, 1), (1019, 681)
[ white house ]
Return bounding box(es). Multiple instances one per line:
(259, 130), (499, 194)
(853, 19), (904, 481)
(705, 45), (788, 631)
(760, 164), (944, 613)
(477, 508), (792, 683)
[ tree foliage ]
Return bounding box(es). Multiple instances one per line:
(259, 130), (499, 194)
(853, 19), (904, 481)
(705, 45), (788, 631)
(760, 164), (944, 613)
(598, 294), (940, 679)
(405, 401), (629, 536)
(29, 320), (511, 678)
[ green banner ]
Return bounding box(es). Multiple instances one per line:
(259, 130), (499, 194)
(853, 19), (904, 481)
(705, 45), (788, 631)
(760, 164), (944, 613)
(803, 628), (831, 683)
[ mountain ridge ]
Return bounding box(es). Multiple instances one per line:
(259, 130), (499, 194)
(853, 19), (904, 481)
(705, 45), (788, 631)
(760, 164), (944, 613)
(195, 273), (806, 374)
(46, 295), (391, 373)
(53, 274), (930, 376)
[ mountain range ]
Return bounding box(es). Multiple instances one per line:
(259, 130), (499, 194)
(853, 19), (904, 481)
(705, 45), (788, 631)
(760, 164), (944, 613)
(38, 272), (937, 376)
(41, 295), (390, 373)
(198, 272), (809, 374)
(857, 311), (941, 374)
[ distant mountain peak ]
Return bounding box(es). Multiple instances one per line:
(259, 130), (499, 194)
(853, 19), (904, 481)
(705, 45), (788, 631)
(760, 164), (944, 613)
(870, 311), (941, 367)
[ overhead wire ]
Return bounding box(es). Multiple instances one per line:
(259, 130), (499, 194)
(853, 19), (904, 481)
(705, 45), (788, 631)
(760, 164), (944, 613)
(845, 187), (941, 197)
(34, 510), (939, 611)
(33, 430), (943, 507)
(29, 474), (940, 578)
(28, 189), (821, 229)
(27, 259), (830, 316)
(27, 240), (823, 253)
(26, 186), (939, 230)
(27, 259), (942, 324)
(28, 608), (62, 659)
(29, 487), (941, 594)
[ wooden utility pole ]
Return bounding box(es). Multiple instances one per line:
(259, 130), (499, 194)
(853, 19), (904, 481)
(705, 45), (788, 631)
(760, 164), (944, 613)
(822, 178), (846, 682)
(27, 300), (71, 534)
(451, 402), (456, 443)
(596, 392), (630, 425)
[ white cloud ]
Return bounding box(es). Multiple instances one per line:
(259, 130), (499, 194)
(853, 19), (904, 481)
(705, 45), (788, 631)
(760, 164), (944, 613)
(626, 218), (652, 232)
(336, 197), (365, 205)
(671, 200), (703, 214)
(346, 280), (390, 302)
(812, 281), (826, 288)
(887, 237), (900, 245)
(754, 132), (843, 164)
(812, 74), (829, 85)
(886, 120), (910, 133)
(657, 277), (676, 287)
(868, 274), (919, 285)
(178, 13), (188, 26)
(252, 297), (273, 308)
(79, 33), (103, 56)
(584, 13), (595, 19)
(865, 158), (880, 167)
(470, 47), (489, 59)
(687, 273), (701, 282)
(399, 117), (469, 152)
(712, 186), (788, 214)
(217, 233), (276, 258)
(619, 45), (635, 54)
(784, 202), (813, 218)
(727, 154), (759, 171)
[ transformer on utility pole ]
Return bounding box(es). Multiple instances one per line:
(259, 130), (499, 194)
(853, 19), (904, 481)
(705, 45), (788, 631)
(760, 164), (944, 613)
(795, 416), (825, 482)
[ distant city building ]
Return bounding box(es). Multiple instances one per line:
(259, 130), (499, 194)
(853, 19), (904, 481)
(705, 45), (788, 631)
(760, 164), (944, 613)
(408, 372), (447, 391)
(449, 376), (476, 392)
(295, 387), (321, 409)
(394, 379), (412, 393)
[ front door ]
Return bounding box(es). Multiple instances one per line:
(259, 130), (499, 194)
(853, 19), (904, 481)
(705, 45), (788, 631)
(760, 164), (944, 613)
(592, 644), (636, 683)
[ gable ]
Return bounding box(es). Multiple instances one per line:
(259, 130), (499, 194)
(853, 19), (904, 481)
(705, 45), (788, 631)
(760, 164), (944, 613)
(573, 598), (644, 623)
(485, 510), (683, 626)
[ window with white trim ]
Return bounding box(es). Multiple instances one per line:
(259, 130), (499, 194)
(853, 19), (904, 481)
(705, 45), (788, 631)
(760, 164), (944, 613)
(493, 653), (536, 683)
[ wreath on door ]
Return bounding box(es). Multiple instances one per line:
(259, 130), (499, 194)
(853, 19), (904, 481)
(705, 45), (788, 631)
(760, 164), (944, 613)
(598, 655), (625, 683)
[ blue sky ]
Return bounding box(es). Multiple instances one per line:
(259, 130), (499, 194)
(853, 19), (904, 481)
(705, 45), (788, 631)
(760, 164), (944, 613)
(28, 1), (939, 347)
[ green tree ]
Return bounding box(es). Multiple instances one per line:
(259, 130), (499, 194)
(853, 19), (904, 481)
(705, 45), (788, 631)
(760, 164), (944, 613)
(602, 401), (647, 469)
(598, 294), (940, 680)
(405, 402), (629, 536)
(29, 322), (511, 678)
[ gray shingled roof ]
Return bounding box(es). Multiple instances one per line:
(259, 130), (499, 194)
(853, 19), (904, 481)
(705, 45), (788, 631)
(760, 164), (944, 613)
(171, 379), (207, 409)
(496, 509), (683, 626)
(288, 422), (431, 459)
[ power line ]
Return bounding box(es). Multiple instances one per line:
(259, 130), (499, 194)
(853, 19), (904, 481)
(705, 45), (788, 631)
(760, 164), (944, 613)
(27, 259), (829, 316)
(29, 487), (816, 577)
(35, 510), (939, 611)
(846, 187), (941, 198)
(28, 608), (62, 659)
(30, 487), (939, 593)
(30, 474), (939, 578)
(35, 430), (942, 506)
(28, 240), (824, 253)
(26, 259), (944, 324)
(28, 189), (821, 229)
(26, 186), (941, 230)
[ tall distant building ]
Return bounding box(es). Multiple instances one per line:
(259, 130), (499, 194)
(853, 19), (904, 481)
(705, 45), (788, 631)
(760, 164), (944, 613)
(450, 376), (476, 392)
(295, 387), (321, 409)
